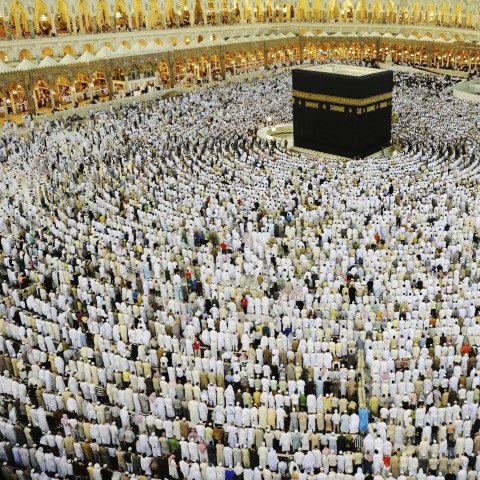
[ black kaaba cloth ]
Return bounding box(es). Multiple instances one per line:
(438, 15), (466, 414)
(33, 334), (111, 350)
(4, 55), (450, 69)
(292, 66), (393, 158)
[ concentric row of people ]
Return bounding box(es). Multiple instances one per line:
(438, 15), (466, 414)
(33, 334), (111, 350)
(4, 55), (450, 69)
(0, 69), (479, 480)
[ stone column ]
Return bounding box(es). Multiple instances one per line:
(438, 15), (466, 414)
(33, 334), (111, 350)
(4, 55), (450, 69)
(2, 97), (9, 120)
(50, 18), (57, 35)
(9, 92), (16, 115)
(4, 21), (11, 40)
(220, 47), (226, 78)
(168, 52), (175, 86)
(13, 13), (22, 38)
(33, 15), (40, 33)
(108, 75), (114, 100)
(28, 19), (35, 38)
(32, 91), (39, 113)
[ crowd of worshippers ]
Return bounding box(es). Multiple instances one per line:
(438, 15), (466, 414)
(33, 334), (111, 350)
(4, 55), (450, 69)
(0, 70), (480, 480)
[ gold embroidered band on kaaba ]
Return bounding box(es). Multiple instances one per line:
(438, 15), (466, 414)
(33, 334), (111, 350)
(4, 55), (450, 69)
(292, 90), (393, 107)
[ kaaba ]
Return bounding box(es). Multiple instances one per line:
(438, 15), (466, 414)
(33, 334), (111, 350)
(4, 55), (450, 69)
(292, 65), (393, 158)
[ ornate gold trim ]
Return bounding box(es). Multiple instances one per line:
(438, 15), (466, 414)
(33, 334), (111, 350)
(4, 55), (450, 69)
(292, 90), (392, 107)
(305, 101), (319, 108)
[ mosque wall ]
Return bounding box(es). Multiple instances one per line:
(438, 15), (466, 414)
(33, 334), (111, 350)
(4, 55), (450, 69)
(0, 0), (480, 41)
(0, 29), (479, 118)
(0, 0), (479, 118)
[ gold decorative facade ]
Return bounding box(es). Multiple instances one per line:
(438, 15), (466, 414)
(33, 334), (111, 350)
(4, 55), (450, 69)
(0, 0), (479, 119)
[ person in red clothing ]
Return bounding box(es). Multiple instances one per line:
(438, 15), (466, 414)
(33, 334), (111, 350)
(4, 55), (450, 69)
(241, 295), (248, 314)
(220, 241), (227, 254)
(193, 338), (201, 357)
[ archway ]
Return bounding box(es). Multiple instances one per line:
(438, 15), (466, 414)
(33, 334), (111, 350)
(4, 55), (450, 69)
(232, 1), (241, 24)
(196, 0), (206, 25)
(55, 0), (73, 33)
(198, 54), (211, 79)
(389, 44), (401, 62)
(312, 0), (323, 21)
(149, 0), (162, 28)
(96, 0), (111, 31)
(92, 71), (109, 99)
(414, 46), (427, 66)
(33, 79), (52, 111)
(63, 46), (76, 57)
(6, 82), (29, 115)
(356, 0), (367, 22)
(76, 0), (92, 32)
(255, 0), (263, 21)
(455, 50), (469, 70)
(205, 0), (215, 25)
(41, 47), (54, 58)
(114, 0), (129, 29)
(395, 6), (406, 23)
(318, 42), (332, 62)
(424, 3), (435, 23)
(378, 43), (389, 61)
(371, 1), (382, 23)
(333, 42), (347, 59)
(452, 4), (463, 26)
(363, 42), (377, 60)
(245, 49), (257, 70)
(158, 60), (171, 85)
(340, 1), (353, 22)
(211, 54), (222, 78)
(174, 58), (186, 84)
(83, 44), (95, 53)
(165, 0), (175, 27)
(73, 72), (91, 103)
(34, 0), (52, 36)
(242, 0), (251, 22)
(327, 0), (339, 21)
(9, 0), (30, 38)
(385, 0), (395, 23)
(438, 3), (449, 25)
(179, 0), (191, 26)
(112, 68), (126, 95)
(132, 0), (146, 29)
(348, 42), (360, 60)
(225, 52), (235, 75)
(303, 42), (316, 63)
(18, 48), (33, 60)
(410, 2), (421, 23)
(220, 0), (230, 25)
(55, 75), (73, 108)
(296, 0), (307, 20)
(465, 10), (473, 28)
(185, 56), (199, 84)
(267, 47), (278, 68)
